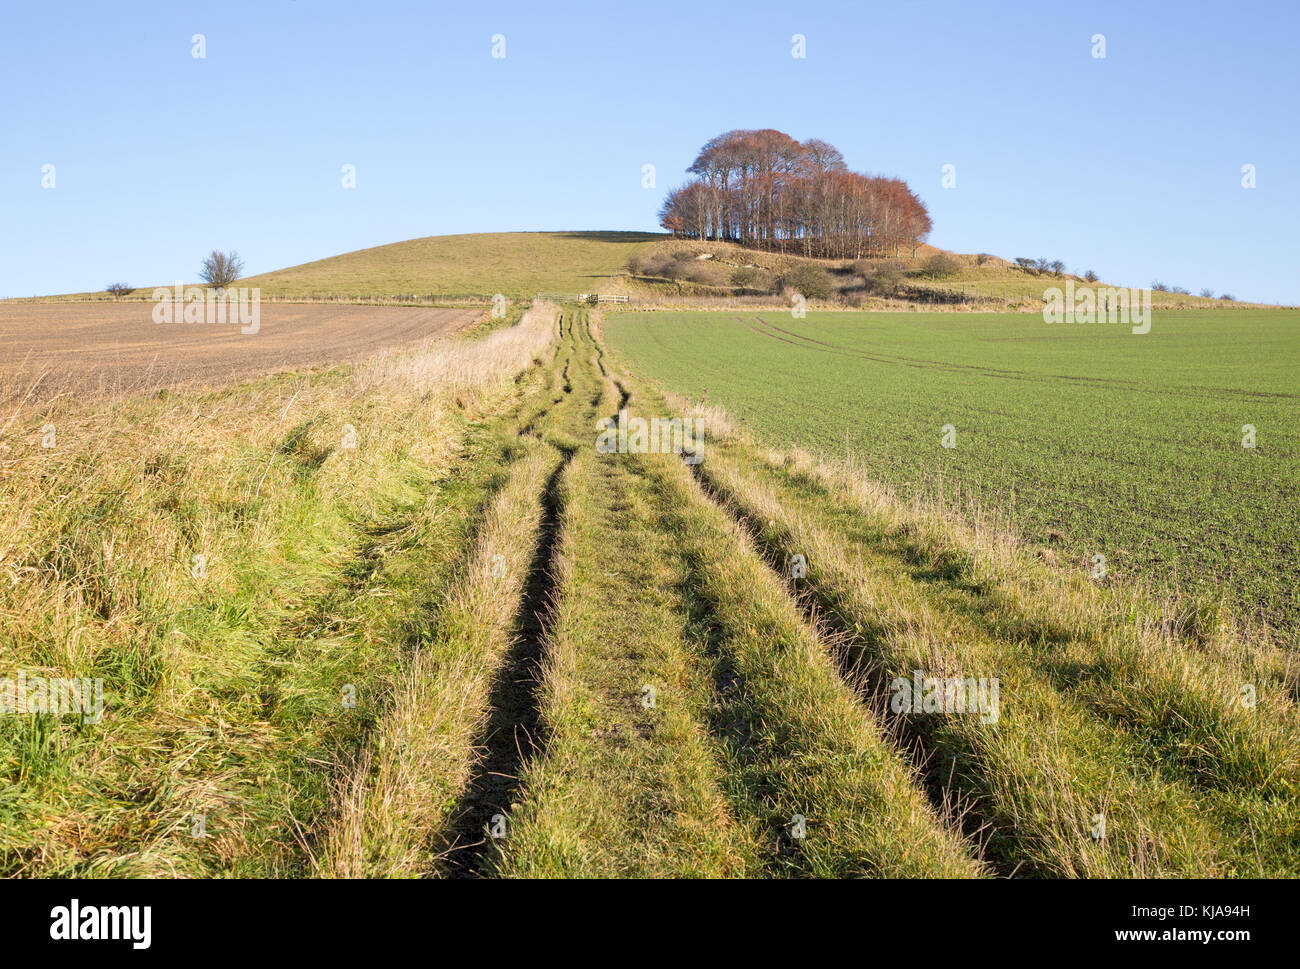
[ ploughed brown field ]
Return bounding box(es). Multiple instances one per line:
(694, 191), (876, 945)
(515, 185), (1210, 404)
(0, 301), (482, 401)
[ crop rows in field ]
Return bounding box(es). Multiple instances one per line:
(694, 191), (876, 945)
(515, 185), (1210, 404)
(602, 309), (1300, 640)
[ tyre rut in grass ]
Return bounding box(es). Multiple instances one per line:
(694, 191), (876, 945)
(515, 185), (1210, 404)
(442, 448), (573, 875)
(316, 317), (571, 877)
(641, 451), (982, 876)
(681, 457), (1012, 873)
(481, 448), (762, 877)
(436, 311), (605, 874)
(492, 315), (982, 876)
(687, 445), (1290, 875)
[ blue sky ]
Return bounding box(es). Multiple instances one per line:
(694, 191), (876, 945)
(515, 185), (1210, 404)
(2, 0), (1297, 302)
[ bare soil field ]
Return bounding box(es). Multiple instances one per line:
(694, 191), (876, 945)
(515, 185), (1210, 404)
(0, 301), (482, 401)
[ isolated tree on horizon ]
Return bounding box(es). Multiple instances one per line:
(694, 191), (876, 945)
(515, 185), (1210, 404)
(200, 250), (245, 289)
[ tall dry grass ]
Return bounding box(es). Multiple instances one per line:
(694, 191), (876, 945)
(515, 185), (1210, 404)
(0, 303), (557, 876)
(682, 421), (1298, 875)
(355, 301), (558, 394)
(317, 444), (561, 878)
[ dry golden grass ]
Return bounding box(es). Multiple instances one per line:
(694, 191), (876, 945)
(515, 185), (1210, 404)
(0, 304), (559, 876)
(355, 302), (558, 394)
(318, 445), (561, 877)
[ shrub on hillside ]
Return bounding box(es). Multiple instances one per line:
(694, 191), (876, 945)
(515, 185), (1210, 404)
(629, 253), (680, 278)
(106, 282), (134, 298)
(916, 253), (960, 279)
(659, 258), (692, 281)
(1083, 270), (1099, 283)
(779, 263), (835, 300)
(685, 262), (726, 286)
(863, 261), (905, 296)
(730, 266), (773, 293)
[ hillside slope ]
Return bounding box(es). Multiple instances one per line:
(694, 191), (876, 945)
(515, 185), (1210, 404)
(241, 231), (663, 299)
(10, 230), (1279, 310)
(242, 231), (1274, 310)
(611, 237), (1271, 310)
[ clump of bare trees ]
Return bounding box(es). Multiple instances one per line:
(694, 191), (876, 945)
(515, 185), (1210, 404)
(105, 283), (134, 298)
(659, 129), (932, 259)
(1015, 257), (1066, 277)
(200, 250), (245, 288)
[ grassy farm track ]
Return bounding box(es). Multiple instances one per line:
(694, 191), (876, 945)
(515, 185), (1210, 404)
(467, 312), (980, 877)
(3, 302), (1295, 878)
(445, 307), (1297, 877)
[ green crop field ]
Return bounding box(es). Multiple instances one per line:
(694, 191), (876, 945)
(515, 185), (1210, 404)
(604, 309), (1300, 640)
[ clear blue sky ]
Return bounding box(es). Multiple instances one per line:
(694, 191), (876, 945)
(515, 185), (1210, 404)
(3, 0), (1297, 302)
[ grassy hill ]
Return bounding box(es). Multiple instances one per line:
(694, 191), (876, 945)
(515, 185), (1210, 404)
(241, 231), (664, 300)
(243, 233), (1278, 310)
(9, 230), (1280, 310)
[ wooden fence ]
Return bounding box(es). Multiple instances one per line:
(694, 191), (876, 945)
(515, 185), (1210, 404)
(535, 293), (630, 304)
